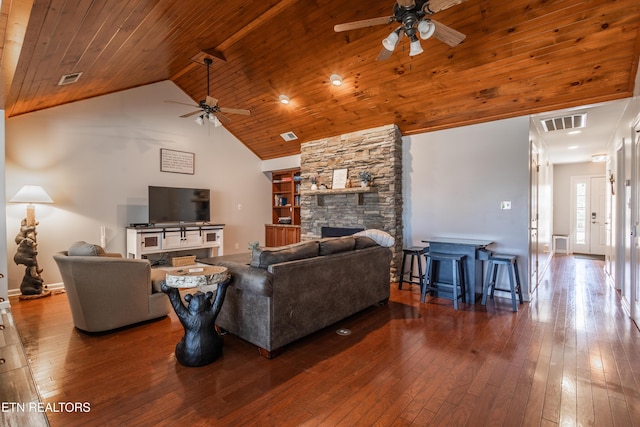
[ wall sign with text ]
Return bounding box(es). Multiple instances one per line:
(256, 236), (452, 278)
(160, 149), (195, 175)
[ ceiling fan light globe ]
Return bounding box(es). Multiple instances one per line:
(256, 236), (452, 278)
(418, 21), (436, 40)
(382, 31), (399, 51)
(195, 115), (204, 125)
(409, 39), (424, 56)
(213, 116), (222, 127)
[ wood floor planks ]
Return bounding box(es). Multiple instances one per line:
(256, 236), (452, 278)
(6, 254), (640, 426)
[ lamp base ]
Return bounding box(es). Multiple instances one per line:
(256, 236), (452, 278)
(19, 290), (52, 300)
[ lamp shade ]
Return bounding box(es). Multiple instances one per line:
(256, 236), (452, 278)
(10, 185), (54, 204)
(382, 31), (400, 51)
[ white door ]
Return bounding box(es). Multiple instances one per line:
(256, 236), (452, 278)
(631, 123), (640, 323)
(529, 142), (539, 291)
(571, 175), (606, 254)
(590, 176), (607, 255)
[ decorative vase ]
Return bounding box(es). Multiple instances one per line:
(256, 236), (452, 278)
(311, 183), (318, 190)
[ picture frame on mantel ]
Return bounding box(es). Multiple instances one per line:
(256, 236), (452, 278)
(332, 168), (348, 189)
(160, 148), (195, 175)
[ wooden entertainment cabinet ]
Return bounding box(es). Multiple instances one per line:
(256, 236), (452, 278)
(126, 224), (224, 259)
(266, 168), (301, 247)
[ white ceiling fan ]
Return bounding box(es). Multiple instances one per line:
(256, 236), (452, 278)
(334, 0), (468, 60)
(166, 58), (250, 126)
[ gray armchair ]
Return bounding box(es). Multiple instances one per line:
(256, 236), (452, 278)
(53, 247), (170, 332)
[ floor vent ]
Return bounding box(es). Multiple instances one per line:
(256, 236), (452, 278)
(541, 113), (587, 132)
(58, 72), (82, 86)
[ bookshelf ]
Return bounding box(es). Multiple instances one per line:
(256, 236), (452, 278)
(266, 168), (301, 246)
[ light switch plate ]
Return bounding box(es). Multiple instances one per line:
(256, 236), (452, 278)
(501, 200), (512, 210)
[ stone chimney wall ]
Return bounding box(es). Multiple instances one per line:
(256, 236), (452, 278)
(299, 124), (403, 281)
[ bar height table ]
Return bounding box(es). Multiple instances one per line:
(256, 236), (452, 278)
(421, 237), (493, 304)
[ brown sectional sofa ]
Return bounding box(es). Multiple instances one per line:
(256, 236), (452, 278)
(203, 234), (392, 358)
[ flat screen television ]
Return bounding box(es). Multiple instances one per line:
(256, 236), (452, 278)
(148, 186), (210, 225)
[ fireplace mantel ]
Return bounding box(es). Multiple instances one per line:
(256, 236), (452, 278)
(302, 187), (377, 206)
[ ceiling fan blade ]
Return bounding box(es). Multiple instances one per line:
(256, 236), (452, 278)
(165, 100), (199, 108)
(376, 47), (394, 61)
(396, 0), (415, 7)
(219, 107), (251, 116)
(426, 0), (468, 13)
(205, 96), (218, 107)
(334, 16), (393, 32)
(180, 110), (203, 118)
(431, 19), (466, 47)
(213, 112), (231, 123)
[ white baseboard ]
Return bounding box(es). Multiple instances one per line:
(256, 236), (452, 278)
(7, 282), (65, 298)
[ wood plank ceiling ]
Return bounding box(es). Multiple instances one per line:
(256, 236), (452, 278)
(1, 0), (639, 160)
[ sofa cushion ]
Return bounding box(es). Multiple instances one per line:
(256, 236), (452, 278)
(354, 236), (379, 250)
(250, 241), (319, 269)
(354, 229), (395, 247)
(68, 241), (106, 256)
(319, 236), (356, 256)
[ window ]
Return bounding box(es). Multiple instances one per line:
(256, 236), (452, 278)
(575, 182), (586, 245)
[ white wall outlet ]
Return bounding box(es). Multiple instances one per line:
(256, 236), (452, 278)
(500, 200), (512, 210)
(237, 204), (242, 210)
(234, 243), (239, 250)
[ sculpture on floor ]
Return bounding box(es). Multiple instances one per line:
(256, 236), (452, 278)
(162, 276), (231, 367)
(14, 218), (49, 297)
(9, 185), (54, 299)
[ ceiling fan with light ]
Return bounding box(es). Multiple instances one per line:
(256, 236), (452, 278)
(166, 58), (250, 127)
(334, 0), (468, 60)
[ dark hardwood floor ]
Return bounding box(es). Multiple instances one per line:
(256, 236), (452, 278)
(7, 255), (640, 426)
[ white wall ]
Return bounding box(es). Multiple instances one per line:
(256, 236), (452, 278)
(552, 162), (606, 235)
(0, 113), (8, 307)
(403, 116), (531, 295)
(5, 81), (271, 293)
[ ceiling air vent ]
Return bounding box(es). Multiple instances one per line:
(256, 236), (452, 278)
(58, 72), (83, 86)
(280, 131), (298, 141)
(541, 113), (587, 132)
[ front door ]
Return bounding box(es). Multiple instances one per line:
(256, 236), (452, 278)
(590, 176), (607, 255)
(571, 175), (606, 255)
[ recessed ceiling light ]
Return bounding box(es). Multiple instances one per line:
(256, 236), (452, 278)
(568, 130), (582, 135)
(592, 154), (608, 163)
(329, 74), (343, 86)
(568, 145), (579, 150)
(279, 95), (290, 104)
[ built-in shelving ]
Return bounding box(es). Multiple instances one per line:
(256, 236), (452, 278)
(267, 168), (301, 246)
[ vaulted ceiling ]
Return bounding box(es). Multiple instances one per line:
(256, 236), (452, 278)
(1, 0), (639, 160)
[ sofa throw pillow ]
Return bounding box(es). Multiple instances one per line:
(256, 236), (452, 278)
(250, 241), (320, 269)
(319, 236), (356, 256)
(354, 229), (395, 248)
(68, 241), (107, 256)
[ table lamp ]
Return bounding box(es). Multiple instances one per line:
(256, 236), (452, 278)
(10, 185), (54, 299)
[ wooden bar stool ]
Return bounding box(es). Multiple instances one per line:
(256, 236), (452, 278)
(399, 246), (429, 290)
(422, 252), (466, 310)
(481, 254), (523, 312)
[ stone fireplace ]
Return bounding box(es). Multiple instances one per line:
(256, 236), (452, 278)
(299, 124), (403, 280)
